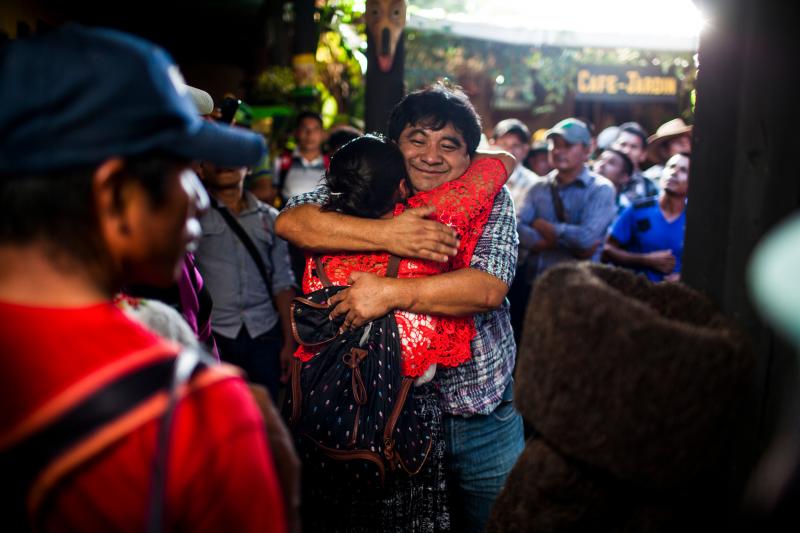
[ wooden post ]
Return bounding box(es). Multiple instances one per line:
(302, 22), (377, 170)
(364, 0), (407, 134)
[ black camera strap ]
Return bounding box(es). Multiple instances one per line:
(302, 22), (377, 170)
(210, 197), (277, 310)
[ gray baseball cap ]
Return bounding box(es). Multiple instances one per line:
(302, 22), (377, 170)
(546, 118), (592, 146)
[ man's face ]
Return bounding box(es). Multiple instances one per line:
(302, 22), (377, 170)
(661, 153), (690, 196)
(124, 165), (204, 286)
(296, 117), (324, 154)
(527, 151), (552, 176)
(396, 123), (470, 192)
(199, 162), (248, 190)
(612, 131), (646, 167)
(547, 135), (589, 175)
(667, 134), (692, 156)
(490, 133), (527, 169)
(593, 150), (630, 190)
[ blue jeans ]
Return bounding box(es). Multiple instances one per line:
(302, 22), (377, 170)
(443, 400), (525, 533)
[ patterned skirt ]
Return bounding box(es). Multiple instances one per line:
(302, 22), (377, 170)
(301, 383), (450, 532)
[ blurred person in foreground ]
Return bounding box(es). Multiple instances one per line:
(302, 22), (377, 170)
(0, 25), (293, 532)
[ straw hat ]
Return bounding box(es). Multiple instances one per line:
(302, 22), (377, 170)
(647, 118), (692, 163)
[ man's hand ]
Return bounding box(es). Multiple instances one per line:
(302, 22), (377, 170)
(644, 249), (677, 274)
(382, 205), (459, 262)
(571, 241), (600, 259)
(328, 272), (400, 329)
(532, 218), (557, 244)
(278, 343), (294, 384)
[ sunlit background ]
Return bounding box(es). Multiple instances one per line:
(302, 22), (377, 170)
(407, 0), (706, 51)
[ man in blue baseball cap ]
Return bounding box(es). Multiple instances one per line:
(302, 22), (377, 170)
(0, 25), (293, 531)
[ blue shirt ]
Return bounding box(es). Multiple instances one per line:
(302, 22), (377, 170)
(517, 166), (617, 282)
(609, 197), (687, 281)
(196, 192), (296, 339)
(283, 169), (519, 417)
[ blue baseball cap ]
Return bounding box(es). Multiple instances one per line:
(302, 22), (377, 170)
(546, 118), (592, 146)
(0, 25), (266, 175)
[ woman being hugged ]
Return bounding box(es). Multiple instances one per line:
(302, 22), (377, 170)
(289, 134), (512, 532)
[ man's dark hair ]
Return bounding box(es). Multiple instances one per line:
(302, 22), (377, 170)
(388, 82), (482, 156)
(603, 148), (634, 178)
(295, 110), (323, 130)
(617, 121), (649, 149)
(322, 134), (407, 219)
(0, 152), (183, 265)
(492, 118), (530, 145)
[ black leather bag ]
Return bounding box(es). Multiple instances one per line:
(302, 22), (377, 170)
(284, 256), (433, 486)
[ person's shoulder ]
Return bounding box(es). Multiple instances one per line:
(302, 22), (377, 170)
(252, 194), (280, 219)
(632, 196), (658, 210)
(587, 169), (615, 191)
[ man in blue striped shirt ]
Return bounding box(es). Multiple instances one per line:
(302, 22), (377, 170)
(517, 118), (617, 285)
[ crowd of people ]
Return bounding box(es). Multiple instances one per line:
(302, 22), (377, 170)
(2, 23), (776, 533)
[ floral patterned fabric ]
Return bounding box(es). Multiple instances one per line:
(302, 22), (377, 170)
(294, 157), (508, 377)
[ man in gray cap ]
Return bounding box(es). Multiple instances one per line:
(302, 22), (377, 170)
(513, 118), (616, 336)
(0, 25), (292, 531)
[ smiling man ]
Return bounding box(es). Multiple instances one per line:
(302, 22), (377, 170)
(276, 83), (524, 532)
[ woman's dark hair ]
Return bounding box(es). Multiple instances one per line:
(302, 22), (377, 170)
(322, 134), (408, 219)
(0, 151), (183, 264)
(388, 82), (482, 156)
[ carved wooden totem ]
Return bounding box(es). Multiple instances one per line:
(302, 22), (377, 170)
(365, 0), (407, 133)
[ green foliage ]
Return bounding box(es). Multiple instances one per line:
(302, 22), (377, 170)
(316, 0), (367, 127)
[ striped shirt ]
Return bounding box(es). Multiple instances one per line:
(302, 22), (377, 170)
(517, 166), (617, 283)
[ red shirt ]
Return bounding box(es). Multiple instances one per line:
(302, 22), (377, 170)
(0, 300), (287, 532)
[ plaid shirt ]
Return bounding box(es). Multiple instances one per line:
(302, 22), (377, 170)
(283, 179), (519, 417)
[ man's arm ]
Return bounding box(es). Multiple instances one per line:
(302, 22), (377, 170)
(603, 237), (676, 274)
(330, 188), (517, 328)
(536, 184), (616, 257)
(275, 187), (459, 262)
(329, 268), (507, 328)
(516, 182), (560, 253)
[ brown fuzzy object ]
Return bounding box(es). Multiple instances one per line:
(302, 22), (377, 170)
(489, 263), (754, 532)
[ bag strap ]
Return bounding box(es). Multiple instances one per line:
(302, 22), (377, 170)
(210, 197), (276, 309)
(147, 348), (208, 533)
(3, 348), (210, 533)
(312, 253), (402, 288)
(313, 255), (334, 288)
(549, 180), (567, 223)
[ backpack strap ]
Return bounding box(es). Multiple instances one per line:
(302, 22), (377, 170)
(2, 348), (223, 532)
(313, 255), (334, 288)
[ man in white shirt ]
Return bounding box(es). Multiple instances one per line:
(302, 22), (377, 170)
(274, 111), (328, 204)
